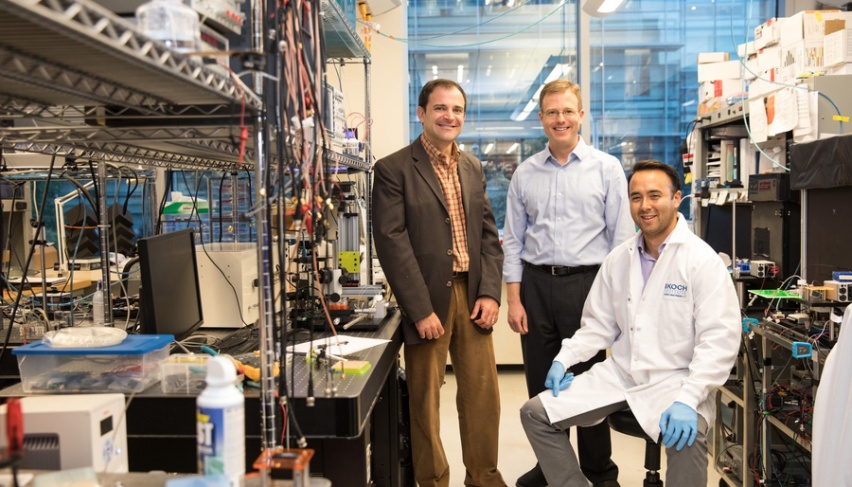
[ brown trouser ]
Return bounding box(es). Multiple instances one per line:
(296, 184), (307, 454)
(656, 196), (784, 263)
(404, 276), (505, 487)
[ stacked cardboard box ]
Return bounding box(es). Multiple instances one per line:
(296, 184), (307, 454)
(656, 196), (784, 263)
(697, 52), (746, 115)
(779, 10), (852, 81)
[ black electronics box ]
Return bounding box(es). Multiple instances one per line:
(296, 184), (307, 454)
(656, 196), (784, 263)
(748, 173), (795, 202)
(751, 201), (800, 279)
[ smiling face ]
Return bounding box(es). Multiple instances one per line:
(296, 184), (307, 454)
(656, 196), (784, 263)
(417, 85), (466, 151)
(629, 168), (682, 250)
(539, 89), (584, 155)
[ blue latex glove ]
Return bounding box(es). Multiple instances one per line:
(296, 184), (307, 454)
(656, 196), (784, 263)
(659, 401), (698, 451)
(543, 362), (574, 397)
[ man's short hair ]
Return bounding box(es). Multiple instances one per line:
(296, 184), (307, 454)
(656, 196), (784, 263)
(630, 160), (681, 193)
(539, 79), (583, 112)
(418, 79), (467, 113)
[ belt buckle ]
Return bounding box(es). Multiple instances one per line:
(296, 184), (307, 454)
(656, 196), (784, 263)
(551, 266), (560, 276)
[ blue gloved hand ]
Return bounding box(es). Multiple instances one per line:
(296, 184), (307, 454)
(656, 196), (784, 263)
(659, 401), (698, 451)
(543, 362), (574, 397)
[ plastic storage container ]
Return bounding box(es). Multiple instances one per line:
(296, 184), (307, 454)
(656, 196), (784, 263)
(160, 353), (209, 393)
(135, 0), (201, 53)
(13, 334), (173, 393)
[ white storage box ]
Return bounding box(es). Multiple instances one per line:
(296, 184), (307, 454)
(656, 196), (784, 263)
(755, 17), (782, 49)
(780, 10), (848, 46)
(699, 79), (745, 102)
(825, 22), (852, 67)
(13, 334), (173, 393)
(697, 60), (743, 82)
(697, 52), (729, 64)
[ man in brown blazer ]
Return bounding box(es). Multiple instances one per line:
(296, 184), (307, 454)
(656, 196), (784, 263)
(372, 79), (506, 487)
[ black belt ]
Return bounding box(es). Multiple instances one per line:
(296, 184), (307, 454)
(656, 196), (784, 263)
(452, 271), (468, 279)
(524, 261), (600, 276)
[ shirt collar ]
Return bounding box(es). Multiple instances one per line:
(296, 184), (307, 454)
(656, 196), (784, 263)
(637, 237), (667, 260)
(421, 134), (458, 166)
(545, 137), (589, 167)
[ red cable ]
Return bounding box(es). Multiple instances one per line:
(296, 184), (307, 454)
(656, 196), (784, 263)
(5, 398), (23, 457)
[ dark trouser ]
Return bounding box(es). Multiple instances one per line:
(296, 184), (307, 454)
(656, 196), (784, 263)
(520, 264), (618, 484)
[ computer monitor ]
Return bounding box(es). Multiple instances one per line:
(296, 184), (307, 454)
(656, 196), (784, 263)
(136, 228), (203, 340)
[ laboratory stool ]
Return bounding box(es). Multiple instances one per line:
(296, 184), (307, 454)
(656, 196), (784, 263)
(607, 409), (663, 486)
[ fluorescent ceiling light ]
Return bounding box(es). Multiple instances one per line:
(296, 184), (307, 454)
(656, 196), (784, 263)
(513, 99), (538, 122)
(545, 64), (571, 84)
(483, 143), (494, 154)
(432, 65), (438, 75)
(506, 143), (519, 154)
(457, 65), (464, 83)
(512, 56), (574, 122)
(582, 0), (626, 17)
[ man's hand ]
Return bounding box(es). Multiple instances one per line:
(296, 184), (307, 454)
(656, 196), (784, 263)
(659, 401), (698, 451)
(414, 313), (445, 340)
(506, 282), (528, 334)
(507, 302), (528, 334)
(471, 297), (499, 330)
(543, 362), (574, 397)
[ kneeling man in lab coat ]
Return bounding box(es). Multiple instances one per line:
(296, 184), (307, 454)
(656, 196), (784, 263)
(520, 159), (741, 487)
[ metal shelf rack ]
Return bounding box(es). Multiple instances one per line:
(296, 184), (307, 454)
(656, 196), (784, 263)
(0, 0), (260, 170)
(0, 0), (371, 173)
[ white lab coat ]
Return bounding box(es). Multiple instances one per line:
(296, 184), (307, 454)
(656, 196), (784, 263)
(541, 215), (741, 441)
(812, 304), (852, 486)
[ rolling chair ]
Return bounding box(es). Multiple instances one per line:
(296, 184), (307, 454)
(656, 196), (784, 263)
(607, 408), (663, 486)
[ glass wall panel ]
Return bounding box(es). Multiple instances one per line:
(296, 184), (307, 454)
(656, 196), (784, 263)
(408, 0), (779, 228)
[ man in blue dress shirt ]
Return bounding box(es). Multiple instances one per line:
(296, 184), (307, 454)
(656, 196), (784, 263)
(503, 79), (634, 487)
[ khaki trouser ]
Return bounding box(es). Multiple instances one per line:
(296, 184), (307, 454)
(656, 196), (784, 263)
(404, 276), (505, 487)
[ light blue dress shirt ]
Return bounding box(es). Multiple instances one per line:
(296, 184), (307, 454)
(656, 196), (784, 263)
(503, 138), (635, 283)
(637, 237), (669, 291)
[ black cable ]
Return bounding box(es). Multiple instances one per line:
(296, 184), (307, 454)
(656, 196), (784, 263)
(179, 171), (204, 233)
(0, 179), (25, 282)
(11, 462), (20, 487)
(179, 171), (193, 227)
(87, 160), (100, 212)
(740, 331), (764, 411)
(141, 177), (150, 237)
(120, 165), (140, 215)
(0, 182), (6, 293)
(59, 172), (97, 214)
(155, 169), (174, 235)
(0, 155), (57, 362)
(243, 166), (253, 241)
